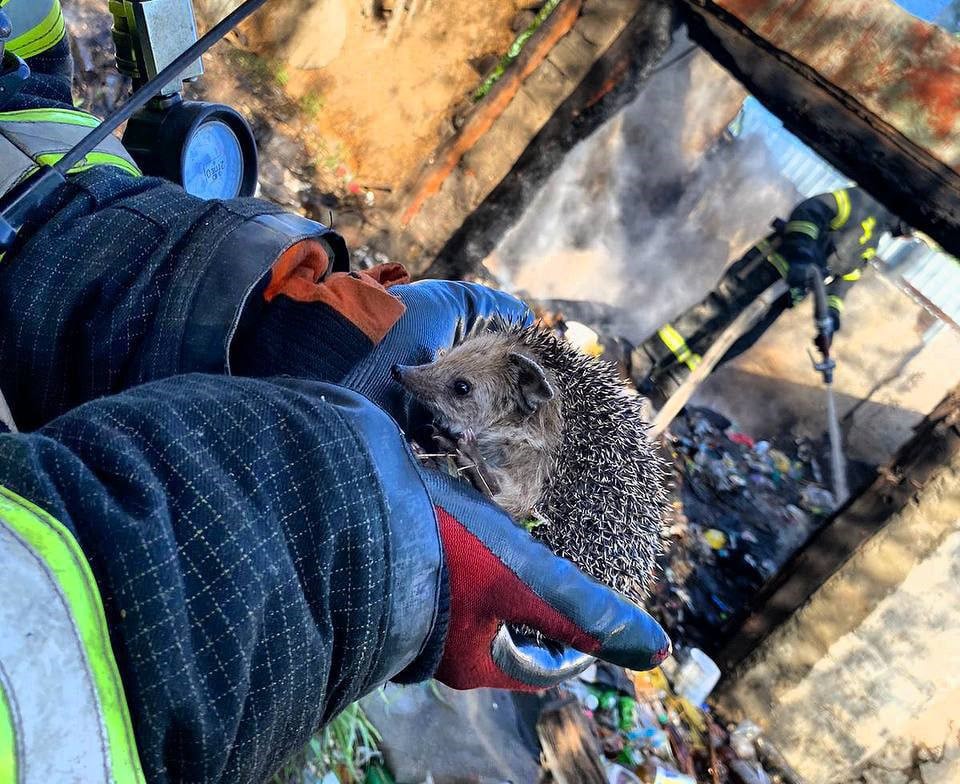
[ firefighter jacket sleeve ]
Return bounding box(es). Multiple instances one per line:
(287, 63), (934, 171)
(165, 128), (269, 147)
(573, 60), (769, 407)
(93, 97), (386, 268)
(0, 166), (360, 431)
(3, 0), (71, 83)
(0, 373), (670, 782)
(0, 373), (446, 784)
(781, 193), (838, 293)
(0, 36), (532, 431)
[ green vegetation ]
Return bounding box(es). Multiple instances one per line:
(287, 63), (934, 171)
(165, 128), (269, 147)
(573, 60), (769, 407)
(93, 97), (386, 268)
(270, 702), (389, 784)
(300, 91), (327, 120)
(226, 49), (290, 91)
(473, 0), (562, 101)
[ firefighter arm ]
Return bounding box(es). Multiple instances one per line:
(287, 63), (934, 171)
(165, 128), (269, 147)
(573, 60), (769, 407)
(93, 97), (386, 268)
(782, 194), (838, 297)
(4, 0), (72, 84)
(824, 267), (862, 331)
(0, 374), (446, 784)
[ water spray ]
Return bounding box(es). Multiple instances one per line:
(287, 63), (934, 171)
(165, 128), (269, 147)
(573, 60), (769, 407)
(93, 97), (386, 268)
(807, 268), (849, 504)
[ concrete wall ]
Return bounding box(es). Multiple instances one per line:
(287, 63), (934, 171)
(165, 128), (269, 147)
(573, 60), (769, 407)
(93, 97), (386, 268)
(717, 424), (960, 784)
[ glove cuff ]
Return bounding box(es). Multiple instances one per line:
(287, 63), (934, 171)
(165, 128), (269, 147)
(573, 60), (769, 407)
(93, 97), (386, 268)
(231, 289), (382, 382)
(393, 559), (450, 684)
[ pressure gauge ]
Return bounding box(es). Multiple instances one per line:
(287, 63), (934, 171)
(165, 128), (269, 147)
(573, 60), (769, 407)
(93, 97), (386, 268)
(123, 99), (259, 200)
(181, 119), (245, 199)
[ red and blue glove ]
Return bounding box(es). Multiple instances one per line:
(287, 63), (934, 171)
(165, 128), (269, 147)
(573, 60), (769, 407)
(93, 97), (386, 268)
(421, 469), (671, 691)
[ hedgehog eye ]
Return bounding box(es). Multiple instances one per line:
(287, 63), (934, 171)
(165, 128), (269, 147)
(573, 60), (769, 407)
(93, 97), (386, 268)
(452, 379), (472, 397)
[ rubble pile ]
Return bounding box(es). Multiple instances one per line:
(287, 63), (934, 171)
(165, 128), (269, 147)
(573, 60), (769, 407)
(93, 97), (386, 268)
(560, 661), (803, 784)
(650, 407), (836, 652)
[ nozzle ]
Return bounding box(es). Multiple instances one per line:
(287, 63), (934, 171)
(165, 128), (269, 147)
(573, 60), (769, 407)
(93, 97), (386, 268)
(808, 348), (836, 385)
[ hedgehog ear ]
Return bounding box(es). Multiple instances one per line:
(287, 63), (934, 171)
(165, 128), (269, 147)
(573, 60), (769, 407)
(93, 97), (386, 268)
(509, 352), (555, 414)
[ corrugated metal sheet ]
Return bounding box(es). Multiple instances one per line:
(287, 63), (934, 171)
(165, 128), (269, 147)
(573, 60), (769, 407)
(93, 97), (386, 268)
(737, 98), (960, 329)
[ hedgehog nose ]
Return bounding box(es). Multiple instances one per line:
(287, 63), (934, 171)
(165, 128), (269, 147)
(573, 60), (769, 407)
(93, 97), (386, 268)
(391, 364), (405, 383)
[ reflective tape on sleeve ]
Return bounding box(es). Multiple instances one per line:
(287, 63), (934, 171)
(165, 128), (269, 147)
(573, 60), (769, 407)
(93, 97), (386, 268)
(785, 220), (820, 240)
(657, 324), (702, 371)
(859, 216), (877, 245)
(0, 108), (141, 199)
(4, 0), (65, 60)
(842, 268), (863, 281)
(0, 485), (146, 783)
(827, 295), (844, 313)
(830, 189), (852, 230)
(766, 251), (789, 278)
(0, 672), (17, 784)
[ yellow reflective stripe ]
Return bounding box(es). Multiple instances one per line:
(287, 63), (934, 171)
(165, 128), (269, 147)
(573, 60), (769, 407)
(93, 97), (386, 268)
(0, 486), (146, 784)
(842, 268), (863, 281)
(766, 251), (789, 277)
(827, 295), (844, 312)
(830, 189), (852, 230)
(785, 220), (820, 240)
(0, 676), (16, 784)
(658, 324), (688, 359)
(7, 1), (65, 59)
(32, 151), (142, 178)
(0, 108), (102, 128)
(859, 216), (877, 245)
(657, 324), (702, 370)
(861, 248), (877, 261)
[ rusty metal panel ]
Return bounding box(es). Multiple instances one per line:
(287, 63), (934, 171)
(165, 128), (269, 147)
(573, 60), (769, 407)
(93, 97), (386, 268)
(683, 0), (960, 262)
(713, 0), (960, 168)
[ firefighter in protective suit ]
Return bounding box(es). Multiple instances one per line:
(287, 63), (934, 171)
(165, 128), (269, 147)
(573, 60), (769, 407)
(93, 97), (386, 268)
(631, 186), (909, 407)
(0, 6), (670, 783)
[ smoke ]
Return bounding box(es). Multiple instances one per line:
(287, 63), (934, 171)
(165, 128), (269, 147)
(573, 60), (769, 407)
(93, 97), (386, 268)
(486, 36), (799, 343)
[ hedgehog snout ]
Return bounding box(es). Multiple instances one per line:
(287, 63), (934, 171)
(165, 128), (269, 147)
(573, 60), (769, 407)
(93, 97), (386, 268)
(391, 364), (408, 383)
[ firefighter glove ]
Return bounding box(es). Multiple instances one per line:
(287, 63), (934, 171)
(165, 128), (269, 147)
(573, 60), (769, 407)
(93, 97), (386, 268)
(830, 307), (841, 334)
(786, 261), (825, 303)
(420, 469), (671, 691)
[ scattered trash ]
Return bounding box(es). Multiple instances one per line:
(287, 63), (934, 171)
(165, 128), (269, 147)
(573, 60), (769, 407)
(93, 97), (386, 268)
(648, 407), (837, 652)
(703, 529), (727, 551)
(562, 662), (804, 784)
(672, 649), (721, 708)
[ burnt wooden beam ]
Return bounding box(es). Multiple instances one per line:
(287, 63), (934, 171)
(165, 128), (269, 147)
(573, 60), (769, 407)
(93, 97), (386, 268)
(681, 0), (960, 258)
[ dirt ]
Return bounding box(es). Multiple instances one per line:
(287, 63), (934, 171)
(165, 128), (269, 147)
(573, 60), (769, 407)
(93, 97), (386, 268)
(263, 2), (518, 194)
(208, 0), (524, 243)
(62, 0), (524, 245)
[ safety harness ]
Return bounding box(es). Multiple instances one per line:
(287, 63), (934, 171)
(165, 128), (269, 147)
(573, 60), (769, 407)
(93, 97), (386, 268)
(0, 107), (141, 196)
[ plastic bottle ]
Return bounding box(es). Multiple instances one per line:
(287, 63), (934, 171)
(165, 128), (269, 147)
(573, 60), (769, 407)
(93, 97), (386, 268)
(671, 648), (721, 707)
(618, 696), (639, 731)
(638, 727), (674, 763)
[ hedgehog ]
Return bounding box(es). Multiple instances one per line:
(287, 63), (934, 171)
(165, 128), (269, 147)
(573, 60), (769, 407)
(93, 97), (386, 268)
(391, 322), (670, 602)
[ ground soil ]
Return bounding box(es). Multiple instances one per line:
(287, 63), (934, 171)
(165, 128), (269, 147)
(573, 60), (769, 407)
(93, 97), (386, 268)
(62, 0), (523, 245)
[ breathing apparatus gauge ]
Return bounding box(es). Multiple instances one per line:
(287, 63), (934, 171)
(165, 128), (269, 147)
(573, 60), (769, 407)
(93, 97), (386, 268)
(122, 98), (259, 199)
(0, 0), (272, 254)
(112, 0), (258, 199)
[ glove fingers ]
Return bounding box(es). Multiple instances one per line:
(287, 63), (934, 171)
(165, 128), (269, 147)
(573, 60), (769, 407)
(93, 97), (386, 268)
(427, 470), (671, 674)
(500, 542), (671, 672)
